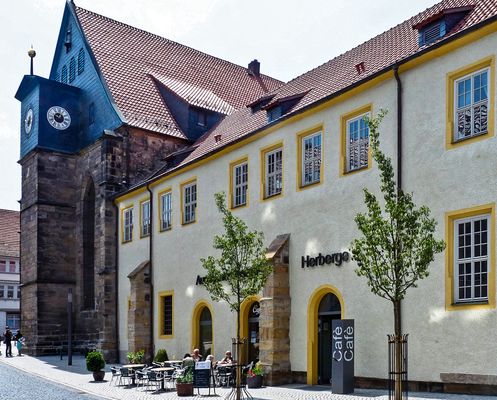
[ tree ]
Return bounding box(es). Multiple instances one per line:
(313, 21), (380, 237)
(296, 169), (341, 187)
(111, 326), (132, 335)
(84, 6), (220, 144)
(201, 192), (272, 400)
(350, 110), (445, 399)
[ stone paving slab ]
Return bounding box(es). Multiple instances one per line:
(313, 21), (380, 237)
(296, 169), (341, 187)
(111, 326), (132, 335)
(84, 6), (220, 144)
(0, 348), (495, 400)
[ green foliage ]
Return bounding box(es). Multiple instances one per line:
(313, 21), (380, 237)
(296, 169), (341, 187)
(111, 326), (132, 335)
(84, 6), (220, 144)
(351, 110), (445, 304)
(126, 350), (145, 364)
(176, 366), (194, 383)
(248, 361), (264, 377)
(200, 193), (272, 314)
(86, 351), (105, 372)
(154, 348), (169, 363)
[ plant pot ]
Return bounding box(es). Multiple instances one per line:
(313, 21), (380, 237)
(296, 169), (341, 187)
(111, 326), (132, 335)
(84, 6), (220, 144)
(176, 382), (194, 396)
(247, 375), (263, 388)
(92, 370), (105, 382)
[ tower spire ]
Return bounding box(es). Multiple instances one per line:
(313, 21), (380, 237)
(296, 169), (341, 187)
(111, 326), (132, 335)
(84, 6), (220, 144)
(28, 45), (36, 75)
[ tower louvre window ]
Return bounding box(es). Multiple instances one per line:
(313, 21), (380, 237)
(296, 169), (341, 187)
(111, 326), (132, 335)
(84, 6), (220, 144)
(61, 65), (68, 84)
(69, 57), (76, 83)
(78, 48), (85, 75)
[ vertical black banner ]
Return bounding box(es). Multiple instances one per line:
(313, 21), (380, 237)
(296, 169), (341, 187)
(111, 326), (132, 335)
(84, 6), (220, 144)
(331, 319), (354, 394)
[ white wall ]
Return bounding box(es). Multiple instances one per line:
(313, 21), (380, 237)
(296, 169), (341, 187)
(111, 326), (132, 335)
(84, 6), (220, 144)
(118, 31), (497, 382)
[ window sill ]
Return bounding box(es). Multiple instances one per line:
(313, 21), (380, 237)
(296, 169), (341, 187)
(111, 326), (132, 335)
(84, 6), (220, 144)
(447, 130), (491, 150)
(262, 192), (283, 202)
(182, 220), (196, 226)
(447, 300), (493, 311)
(343, 165), (369, 176)
(140, 233), (151, 239)
(121, 239), (133, 245)
(159, 227), (172, 233)
(159, 334), (174, 340)
(231, 203), (247, 210)
(298, 180), (321, 191)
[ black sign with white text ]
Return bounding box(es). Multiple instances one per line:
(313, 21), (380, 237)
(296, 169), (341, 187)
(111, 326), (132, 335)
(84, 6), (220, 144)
(331, 319), (354, 394)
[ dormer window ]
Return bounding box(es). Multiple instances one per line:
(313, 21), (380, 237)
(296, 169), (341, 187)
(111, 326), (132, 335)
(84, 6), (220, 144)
(197, 110), (207, 126)
(267, 106), (282, 122)
(419, 20), (446, 46)
(413, 6), (474, 48)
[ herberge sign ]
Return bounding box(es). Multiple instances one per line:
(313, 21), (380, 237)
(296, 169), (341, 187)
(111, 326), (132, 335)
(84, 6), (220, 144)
(301, 251), (350, 268)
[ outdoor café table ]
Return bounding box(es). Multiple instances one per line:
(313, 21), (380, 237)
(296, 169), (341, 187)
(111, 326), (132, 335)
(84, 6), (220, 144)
(121, 364), (146, 386)
(164, 360), (182, 366)
(151, 367), (175, 391)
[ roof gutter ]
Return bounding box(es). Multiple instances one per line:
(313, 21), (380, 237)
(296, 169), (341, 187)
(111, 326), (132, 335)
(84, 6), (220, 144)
(113, 14), (497, 199)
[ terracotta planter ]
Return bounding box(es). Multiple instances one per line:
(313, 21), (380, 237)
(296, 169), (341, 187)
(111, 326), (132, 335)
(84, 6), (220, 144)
(247, 375), (263, 388)
(92, 370), (105, 382)
(176, 382), (194, 396)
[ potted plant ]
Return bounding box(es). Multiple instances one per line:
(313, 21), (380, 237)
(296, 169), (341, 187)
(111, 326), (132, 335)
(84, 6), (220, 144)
(126, 349), (145, 364)
(176, 367), (194, 396)
(86, 351), (106, 382)
(246, 362), (263, 388)
(154, 348), (169, 363)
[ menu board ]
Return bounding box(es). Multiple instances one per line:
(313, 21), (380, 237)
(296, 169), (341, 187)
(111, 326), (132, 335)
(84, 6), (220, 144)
(194, 361), (211, 388)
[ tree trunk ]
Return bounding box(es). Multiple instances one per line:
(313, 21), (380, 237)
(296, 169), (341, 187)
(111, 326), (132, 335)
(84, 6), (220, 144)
(236, 309), (241, 400)
(393, 299), (403, 400)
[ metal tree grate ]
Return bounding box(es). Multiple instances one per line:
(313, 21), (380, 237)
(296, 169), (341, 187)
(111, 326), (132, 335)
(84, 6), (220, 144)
(388, 334), (408, 400)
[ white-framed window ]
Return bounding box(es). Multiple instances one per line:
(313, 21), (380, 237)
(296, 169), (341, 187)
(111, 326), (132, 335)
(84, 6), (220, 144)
(183, 183), (197, 224)
(160, 191), (172, 230)
(140, 200), (151, 237)
(265, 148), (283, 198)
(233, 162), (248, 207)
(454, 68), (489, 141)
(454, 214), (490, 303)
(301, 132), (322, 186)
(6, 314), (20, 330)
(346, 113), (370, 172)
(123, 207), (133, 242)
(7, 286), (14, 299)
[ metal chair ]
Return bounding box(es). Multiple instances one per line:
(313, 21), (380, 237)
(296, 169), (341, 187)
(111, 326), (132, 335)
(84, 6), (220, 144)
(109, 366), (121, 386)
(118, 367), (134, 386)
(216, 365), (234, 387)
(146, 370), (164, 392)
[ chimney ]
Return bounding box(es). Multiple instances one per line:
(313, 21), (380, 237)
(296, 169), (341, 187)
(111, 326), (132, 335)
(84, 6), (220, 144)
(248, 59), (260, 77)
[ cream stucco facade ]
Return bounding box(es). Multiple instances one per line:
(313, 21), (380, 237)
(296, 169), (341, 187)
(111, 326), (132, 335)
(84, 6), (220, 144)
(116, 23), (497, 389)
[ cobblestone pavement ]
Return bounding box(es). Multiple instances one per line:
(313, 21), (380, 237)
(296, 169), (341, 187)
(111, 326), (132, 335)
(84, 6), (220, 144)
(0, 350), (495, 400)
(0, 359), (102, 399)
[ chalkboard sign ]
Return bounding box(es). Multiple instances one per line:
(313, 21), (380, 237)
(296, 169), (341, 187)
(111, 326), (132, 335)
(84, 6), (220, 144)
(194, 361), (211, 389)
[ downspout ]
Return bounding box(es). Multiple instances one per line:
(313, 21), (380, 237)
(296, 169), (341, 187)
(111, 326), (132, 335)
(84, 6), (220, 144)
(114, 201), (120, 363)
(146, 183), (154, 363)
(393, 65), (402, 192)
(393, 64), (403, 335)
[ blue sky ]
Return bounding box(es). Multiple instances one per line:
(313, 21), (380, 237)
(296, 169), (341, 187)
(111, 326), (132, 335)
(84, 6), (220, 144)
(0, 0), (436, 210)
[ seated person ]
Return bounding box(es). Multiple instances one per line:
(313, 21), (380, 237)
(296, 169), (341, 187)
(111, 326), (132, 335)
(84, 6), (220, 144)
(218, 350), (233, 365)
(192, 348), (203, 362)
(182, 353), (195, 368)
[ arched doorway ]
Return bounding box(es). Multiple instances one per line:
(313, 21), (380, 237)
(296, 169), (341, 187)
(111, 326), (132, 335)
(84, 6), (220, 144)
(247, 301), (260, 363)
(307, 285), (344, 385)
(317, 293), (341, 384)
(192, 301), (214, 358)
(199, 307), (213, 357)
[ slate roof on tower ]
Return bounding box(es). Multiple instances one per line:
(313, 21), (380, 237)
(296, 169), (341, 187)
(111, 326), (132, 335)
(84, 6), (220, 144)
(73, 5), (283, 140)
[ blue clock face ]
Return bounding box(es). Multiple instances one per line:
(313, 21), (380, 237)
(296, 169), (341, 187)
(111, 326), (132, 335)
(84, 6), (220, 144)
(47, 106), (71, 130)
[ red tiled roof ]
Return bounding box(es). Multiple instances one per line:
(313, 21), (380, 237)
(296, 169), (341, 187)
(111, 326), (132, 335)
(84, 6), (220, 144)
(172, 0), (497, 167)
(0, 210), (20, 259)
(74, 6), (284, 140)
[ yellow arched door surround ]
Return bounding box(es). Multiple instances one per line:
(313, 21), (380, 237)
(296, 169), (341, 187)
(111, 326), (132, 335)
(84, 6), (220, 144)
(306, 284), (345, 385)
(240, 295), (261, 364)
(191, 300), (214, 356)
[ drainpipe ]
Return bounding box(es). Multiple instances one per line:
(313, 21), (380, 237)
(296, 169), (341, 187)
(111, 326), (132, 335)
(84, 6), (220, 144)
(146, 183), (154, 363)
(393, 65), (402, 192)
(393, 64), (403, 335)
(114, 201), (120, 363)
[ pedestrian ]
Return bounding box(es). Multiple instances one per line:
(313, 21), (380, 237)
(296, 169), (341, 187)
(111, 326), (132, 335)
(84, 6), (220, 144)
(4, 326), (12, 357)
(15, 330), (25, 356)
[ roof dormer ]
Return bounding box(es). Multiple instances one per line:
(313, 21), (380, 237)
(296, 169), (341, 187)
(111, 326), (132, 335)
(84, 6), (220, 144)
(413, 5), (474, 47)
(263, 91), (309, 123)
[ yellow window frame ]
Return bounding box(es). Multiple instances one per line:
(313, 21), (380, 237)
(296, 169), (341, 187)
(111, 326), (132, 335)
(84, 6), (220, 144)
(445, 203), (495, 311)
(446, 56), (495, 150)
(229, 156), (249, 209)
(158, 290), (174, 339)
(180, 177), (197, 225)
(157, 187), (173, 232)
(339, 103), (373, 177)
(121, 204), (134, 244)
(260, 141), (284, 201)
(296, 124), (324, 190)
